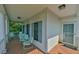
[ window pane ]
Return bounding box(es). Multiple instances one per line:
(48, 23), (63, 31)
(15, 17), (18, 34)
(33, 21), (42, 43)
(63, 24), (74, 44)
(34, 22), (38, 41)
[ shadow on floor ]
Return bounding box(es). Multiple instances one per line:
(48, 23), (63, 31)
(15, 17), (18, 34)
(6, 38), (42, 54)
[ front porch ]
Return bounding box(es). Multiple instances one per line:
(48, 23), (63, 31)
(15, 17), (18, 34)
(0, 4), (79, 54)
(6, 38), (79, 54)
(7, 38), (44, 54)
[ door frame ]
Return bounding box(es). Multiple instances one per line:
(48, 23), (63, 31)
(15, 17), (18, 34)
(32, 21), (42, 43)
(62, 22), (75, 46)
(30, 19), (47, 52)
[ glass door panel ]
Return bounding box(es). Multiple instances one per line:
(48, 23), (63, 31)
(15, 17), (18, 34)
(22, 25), (25, 33)
(34, 22), (38, 41)
(26, 24), (30, 36)
(63, 24), (74, 44)
(38, 21), (42, 43)
(33, 21), (42, 43)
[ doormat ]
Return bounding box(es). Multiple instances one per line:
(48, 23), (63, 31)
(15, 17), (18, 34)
(63, 44), (77, 50)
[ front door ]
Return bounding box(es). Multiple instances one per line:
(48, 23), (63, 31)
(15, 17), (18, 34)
(33, 21), (42, 43)
(63, 24), (74, 45)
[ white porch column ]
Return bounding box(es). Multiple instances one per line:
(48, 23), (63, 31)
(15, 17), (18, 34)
(0, 13), (7, 53)
(5, 15), (8, 43)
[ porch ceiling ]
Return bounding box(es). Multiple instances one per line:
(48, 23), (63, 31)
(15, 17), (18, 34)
(5, 4), (77, 21)
(5, 4), (47, 21)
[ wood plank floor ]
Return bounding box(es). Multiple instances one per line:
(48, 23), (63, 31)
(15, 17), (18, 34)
(6, 38), (79, 54)
(49, 44), (79, 54)
(7, 38), (43, 54)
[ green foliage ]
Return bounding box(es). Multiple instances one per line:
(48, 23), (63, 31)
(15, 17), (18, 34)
(9, 20), (22, 33)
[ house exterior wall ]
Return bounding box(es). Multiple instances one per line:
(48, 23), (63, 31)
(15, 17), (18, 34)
(0, 5), (8, 53)
(0, 13), (5, 44)
(61, 16), (79, 49)
(24, 8), (79, 52)
(0, 13), (7, 53)
(47, 9), (61, 51)
(25, 9), (47, 52)
(25, 9), (62, 52)
(58, 5), (79, 46)
(46, 10), (79, 51)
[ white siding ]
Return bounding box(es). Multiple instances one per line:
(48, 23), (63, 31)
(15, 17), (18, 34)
(26, 9), (47, 52)
(0, 5), (7, 53)
(0, 13), (5, 42)
(47, 10), (61, 51)
(61, 16), (79, 49)
(0, 13), (6, 53)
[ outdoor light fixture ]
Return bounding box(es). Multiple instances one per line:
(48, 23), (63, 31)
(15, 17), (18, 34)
(58, 4), (66, 10)
(17, 16), (21, 19)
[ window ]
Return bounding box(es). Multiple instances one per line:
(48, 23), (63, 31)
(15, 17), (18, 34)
(63, 24), (74, 44)
(26, 24), (30, 36)
(22, 25), (25, 33)
(33, 21), (42, 43)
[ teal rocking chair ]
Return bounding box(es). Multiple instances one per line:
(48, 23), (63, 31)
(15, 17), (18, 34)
(19, 32), (33, 49)
(22, 37), (33, 49)
(9, 32), (15, 39)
